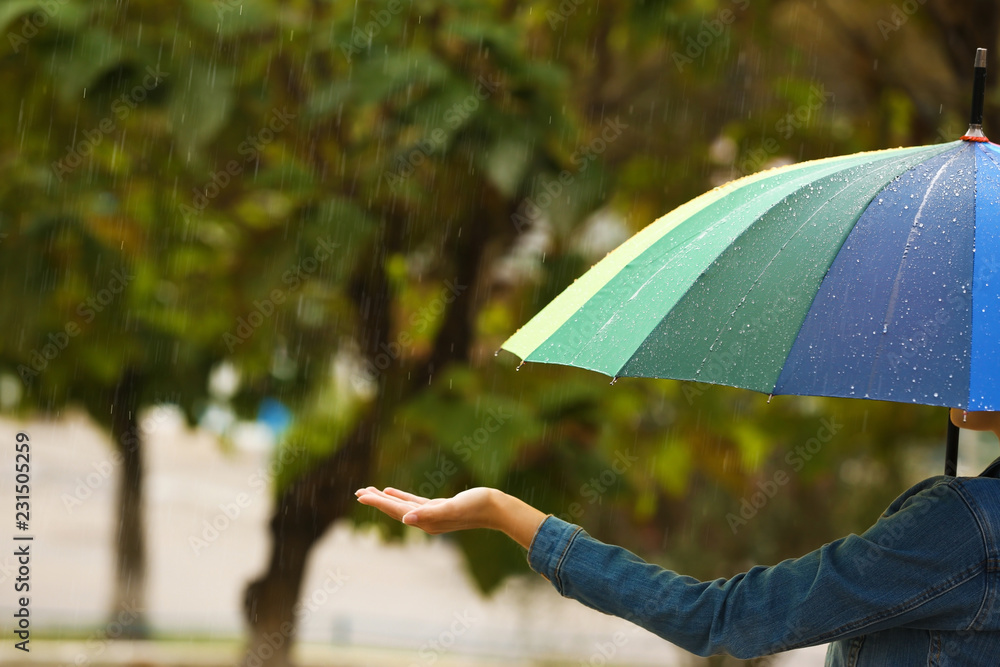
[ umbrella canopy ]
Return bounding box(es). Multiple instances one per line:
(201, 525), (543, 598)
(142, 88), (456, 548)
(502, 137), (1000, 412)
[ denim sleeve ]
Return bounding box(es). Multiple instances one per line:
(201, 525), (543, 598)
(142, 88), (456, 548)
(527, 480), (987, 659)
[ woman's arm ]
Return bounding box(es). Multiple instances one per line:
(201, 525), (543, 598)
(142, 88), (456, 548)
(355, 486), (547, 549)
(358, 480), (989, 659)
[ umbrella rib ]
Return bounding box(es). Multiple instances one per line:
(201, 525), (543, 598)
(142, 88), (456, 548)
(597, 185), (807, 371)
(690, 152), (939, 386)
(591, 153), (900, 373)
(571, 183), (789, 372)
(866, 147), (968, 398)
(881, 155), (961, 329)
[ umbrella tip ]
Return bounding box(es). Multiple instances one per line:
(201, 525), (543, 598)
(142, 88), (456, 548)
(976, 48), (987, 68)
(516, 361), (524, 371)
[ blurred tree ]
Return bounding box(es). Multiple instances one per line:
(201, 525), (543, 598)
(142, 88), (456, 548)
(0, 0), (355, 636)
(0, 1), (996, 666)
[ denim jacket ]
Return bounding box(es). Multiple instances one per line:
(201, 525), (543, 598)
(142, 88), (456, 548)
(527, 457), (1000, 665)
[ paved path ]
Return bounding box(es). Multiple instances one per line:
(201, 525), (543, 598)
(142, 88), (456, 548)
(0, 411), (827, 666)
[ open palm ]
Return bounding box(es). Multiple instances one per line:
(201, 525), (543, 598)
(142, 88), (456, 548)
(355, 486), (497, 534)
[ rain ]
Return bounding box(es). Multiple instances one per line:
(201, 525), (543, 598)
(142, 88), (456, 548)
(1, 2), (999, 667)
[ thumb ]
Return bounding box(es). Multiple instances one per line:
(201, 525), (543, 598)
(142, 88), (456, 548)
(402, 511), (420, 525)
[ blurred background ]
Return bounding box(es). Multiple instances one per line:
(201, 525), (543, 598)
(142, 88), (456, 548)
(0, 0), (998, 665)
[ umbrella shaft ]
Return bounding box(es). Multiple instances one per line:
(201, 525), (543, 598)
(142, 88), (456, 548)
(970, 51), (987, 126)
(945, 417), (960, 476)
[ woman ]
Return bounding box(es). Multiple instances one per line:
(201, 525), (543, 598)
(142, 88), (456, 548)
(356, 409), (1000, 665)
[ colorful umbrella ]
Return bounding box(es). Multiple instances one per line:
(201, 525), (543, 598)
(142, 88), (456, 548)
(502, 49), (997, 472)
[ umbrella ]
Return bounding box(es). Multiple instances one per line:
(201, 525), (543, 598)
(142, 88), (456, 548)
(502, 49), (997, 475)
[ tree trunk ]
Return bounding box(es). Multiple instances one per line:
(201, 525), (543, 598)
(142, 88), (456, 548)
(108, 367), (149, 638)
(242, 190), (499, 666)
(240, 417), (376, 667)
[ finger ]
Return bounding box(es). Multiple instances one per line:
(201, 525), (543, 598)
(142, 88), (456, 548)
(356, 492), (418, 521)
(357, 486), (417, 503)
(384, 487), (430, 504)
(357, 496), (410, 522)
(357, 487), (402, 503)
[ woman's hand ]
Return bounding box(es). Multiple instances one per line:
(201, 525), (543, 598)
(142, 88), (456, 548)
(354, 486), (498, 534)
(355, 486), (548, 550)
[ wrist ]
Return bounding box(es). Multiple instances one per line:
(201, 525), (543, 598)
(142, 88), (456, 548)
(489, 489), (547, 550)
(483, 488), (510, 531)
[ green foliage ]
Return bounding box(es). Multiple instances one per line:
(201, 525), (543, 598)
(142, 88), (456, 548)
(1, 2), (993, 662)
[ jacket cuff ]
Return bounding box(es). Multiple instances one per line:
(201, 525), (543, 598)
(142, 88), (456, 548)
(527, 515), (583, 589)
